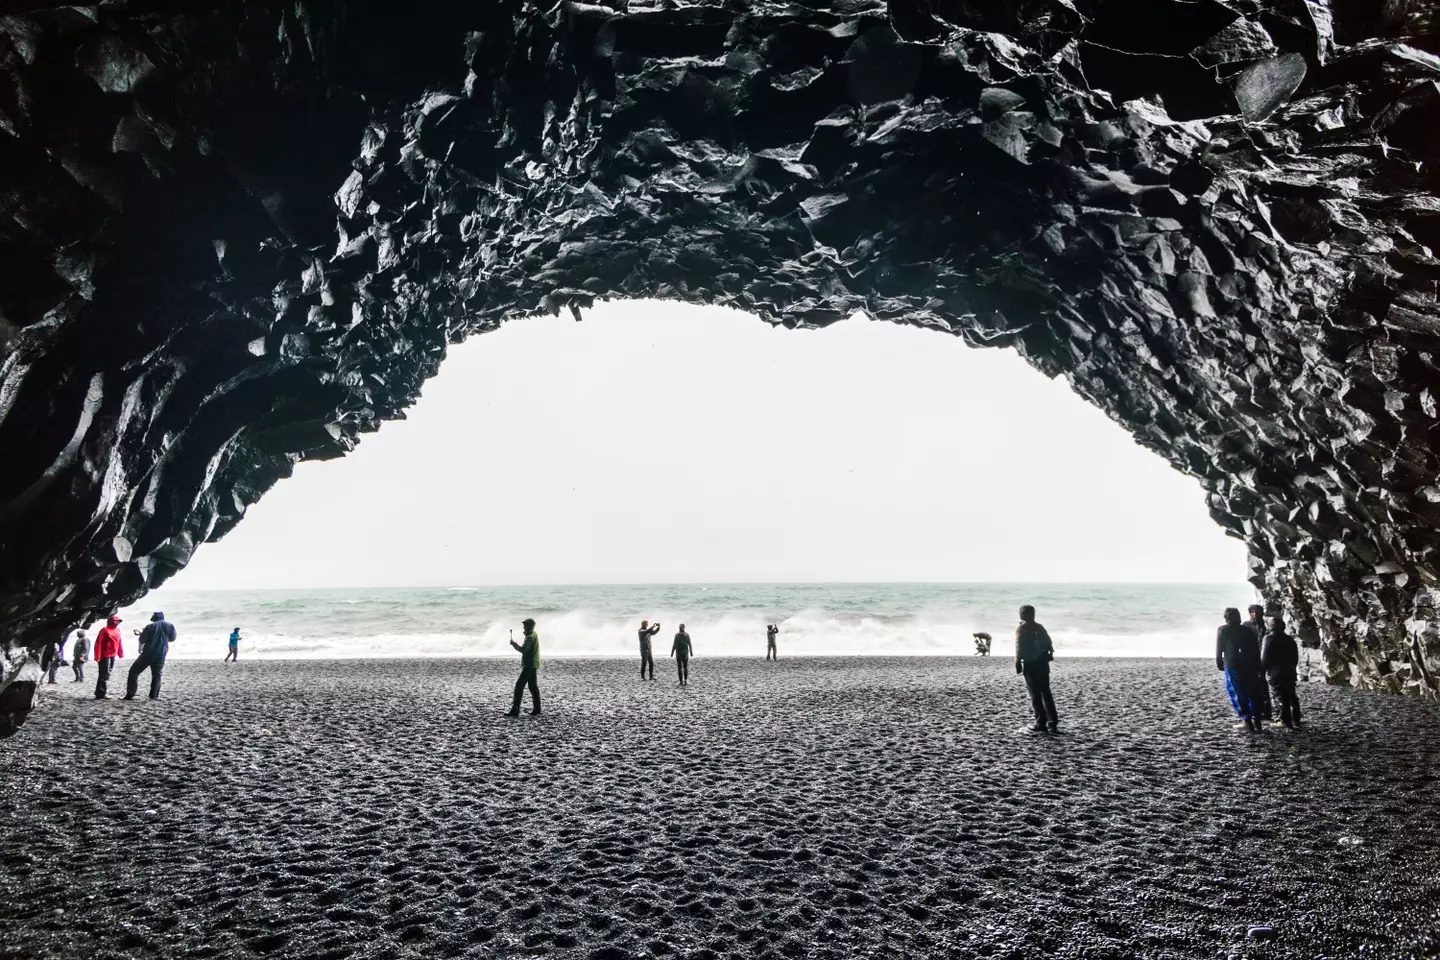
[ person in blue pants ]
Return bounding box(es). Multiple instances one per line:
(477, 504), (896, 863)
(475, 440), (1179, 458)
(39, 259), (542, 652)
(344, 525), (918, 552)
(1216, 607), (1264, 731)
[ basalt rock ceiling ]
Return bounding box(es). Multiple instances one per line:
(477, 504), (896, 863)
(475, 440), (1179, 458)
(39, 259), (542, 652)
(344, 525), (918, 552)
(2, 0), (1439, 732)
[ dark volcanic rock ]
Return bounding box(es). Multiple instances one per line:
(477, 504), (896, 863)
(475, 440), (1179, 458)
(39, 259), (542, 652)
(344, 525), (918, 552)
(2, 1), (1440, 730)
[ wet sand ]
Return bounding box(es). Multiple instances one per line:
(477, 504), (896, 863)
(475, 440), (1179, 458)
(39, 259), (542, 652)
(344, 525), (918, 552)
(2, 657), (1438, 960)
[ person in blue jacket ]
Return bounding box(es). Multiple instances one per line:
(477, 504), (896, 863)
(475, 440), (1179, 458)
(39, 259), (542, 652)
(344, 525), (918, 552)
(126, 611), (176, 701)
(1216, 608), (1264, 731)
(225, 627), (241, 662)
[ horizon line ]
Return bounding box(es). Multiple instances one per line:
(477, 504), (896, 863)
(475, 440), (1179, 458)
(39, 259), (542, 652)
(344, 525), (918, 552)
(147, 579), (1253, 593)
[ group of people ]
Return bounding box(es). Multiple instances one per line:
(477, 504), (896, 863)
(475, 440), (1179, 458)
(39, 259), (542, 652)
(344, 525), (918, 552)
(1217, 604), (1301, 732)
(502, 609), (1067, 731)
(37, 603), (1300, 737)
(505, 618), (783, 715)
(40, 611), (179, 702)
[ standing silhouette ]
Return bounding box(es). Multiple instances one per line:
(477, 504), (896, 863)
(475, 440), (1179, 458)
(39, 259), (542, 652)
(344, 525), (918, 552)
(1217, 607), (1264, 732)
(506, 618), (541, 717)
(1015, 605), (1059, 733)
(672, 625), (693, 686)
(638, 620), (661, 680)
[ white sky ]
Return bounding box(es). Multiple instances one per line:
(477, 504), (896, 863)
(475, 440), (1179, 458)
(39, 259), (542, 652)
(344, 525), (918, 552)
(168, 300), (1246, 588)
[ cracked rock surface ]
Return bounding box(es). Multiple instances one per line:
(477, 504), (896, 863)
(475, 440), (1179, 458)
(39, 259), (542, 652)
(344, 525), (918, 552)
(2, 1), (1440, 730)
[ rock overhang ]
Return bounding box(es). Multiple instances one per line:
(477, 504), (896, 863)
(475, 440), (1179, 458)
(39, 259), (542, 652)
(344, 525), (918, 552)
(1, 0), (1439, 733)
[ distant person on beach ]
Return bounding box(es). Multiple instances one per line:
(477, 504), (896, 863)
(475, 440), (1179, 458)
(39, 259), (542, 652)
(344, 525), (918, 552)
(1217, 607), (1264, 732)
(506, 618), (541, 717)
(125, 611), (176, 701)
(70, 629), (89, 682)
(1015, 605), (1059, 732)
(93, 615), (124, 700)
(672, 624), (693, 686)
(1261, 614), (1301, 729)
(766, 624), (779, 660)
(225, 627), (240, 662)
(638, 620), (661, 680)
(1246, 605), (1274, 722)
(973, 632), (992, 656)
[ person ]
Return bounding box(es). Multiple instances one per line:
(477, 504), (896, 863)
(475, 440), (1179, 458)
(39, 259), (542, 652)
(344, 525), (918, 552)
(973, 632), (992, 656)
(1261, 613), (1301, 729)
(93, 615), (124, 700)
(225, 627), (241, 663)
(638, 620), (661, 680)
(1015, 605), (1059, 732)
(70, 629), (89, 682)
(125, 611), (176, 701)
(1217, 607), (1264, 731)
(41, 637), (63, 685)
(506, 618), (541, 717)
(671, 624), (693, 686)
(766, 623), (779, 661)
(1246, 604), (1274, 722)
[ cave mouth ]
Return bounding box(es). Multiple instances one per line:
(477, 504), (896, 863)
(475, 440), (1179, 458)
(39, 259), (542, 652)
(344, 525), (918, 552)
(155, 299), (1247, 594)
(3, 1), (1440, 733)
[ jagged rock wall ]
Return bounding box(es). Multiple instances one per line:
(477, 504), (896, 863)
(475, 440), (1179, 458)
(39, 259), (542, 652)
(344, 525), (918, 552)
(2, 0), (1439, 732)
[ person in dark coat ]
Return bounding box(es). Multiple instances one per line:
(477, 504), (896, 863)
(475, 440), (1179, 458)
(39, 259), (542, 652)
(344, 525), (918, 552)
(125, 611), (176, 701)
(70, 629), (89, 682)
(506, 618), (541, 717)
(638, 620), (661, 680)
(1246, 604), (1274, 721)
(40, 638), (63, 685)
(1217, 607), (1264, 731)
(766, 623), (779, 661)
(1015, 605), (1059, 732)
(671, 625), (693, 686)
(1261, 614), (1301, 729)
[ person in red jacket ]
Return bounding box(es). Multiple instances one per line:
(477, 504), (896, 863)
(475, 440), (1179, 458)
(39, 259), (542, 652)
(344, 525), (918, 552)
(93, 615), (124, 700)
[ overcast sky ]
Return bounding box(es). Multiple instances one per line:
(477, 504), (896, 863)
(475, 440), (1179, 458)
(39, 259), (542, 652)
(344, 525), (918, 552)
(167, 300), (1246, 588)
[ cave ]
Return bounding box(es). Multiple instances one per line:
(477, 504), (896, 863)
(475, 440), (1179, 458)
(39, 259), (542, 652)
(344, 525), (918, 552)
(2, 0), (1439, 735)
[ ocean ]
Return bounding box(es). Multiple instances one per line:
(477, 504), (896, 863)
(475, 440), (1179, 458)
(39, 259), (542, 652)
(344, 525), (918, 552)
(117, 583), (1255, 660)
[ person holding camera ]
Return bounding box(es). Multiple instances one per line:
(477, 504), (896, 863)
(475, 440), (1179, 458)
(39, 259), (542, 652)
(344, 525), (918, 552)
(638, 620), (661, 680)
(125, 610), (176, 701)
(766, 623), (779, 661)
(1015, 605), (1059, 733)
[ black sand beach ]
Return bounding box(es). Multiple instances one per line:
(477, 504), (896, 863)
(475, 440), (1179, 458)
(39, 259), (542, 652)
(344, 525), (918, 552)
(2, 658), (1438, 960)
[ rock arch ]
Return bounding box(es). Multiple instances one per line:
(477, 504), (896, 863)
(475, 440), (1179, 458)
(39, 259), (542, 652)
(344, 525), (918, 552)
(2, 0), (1439, 732)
